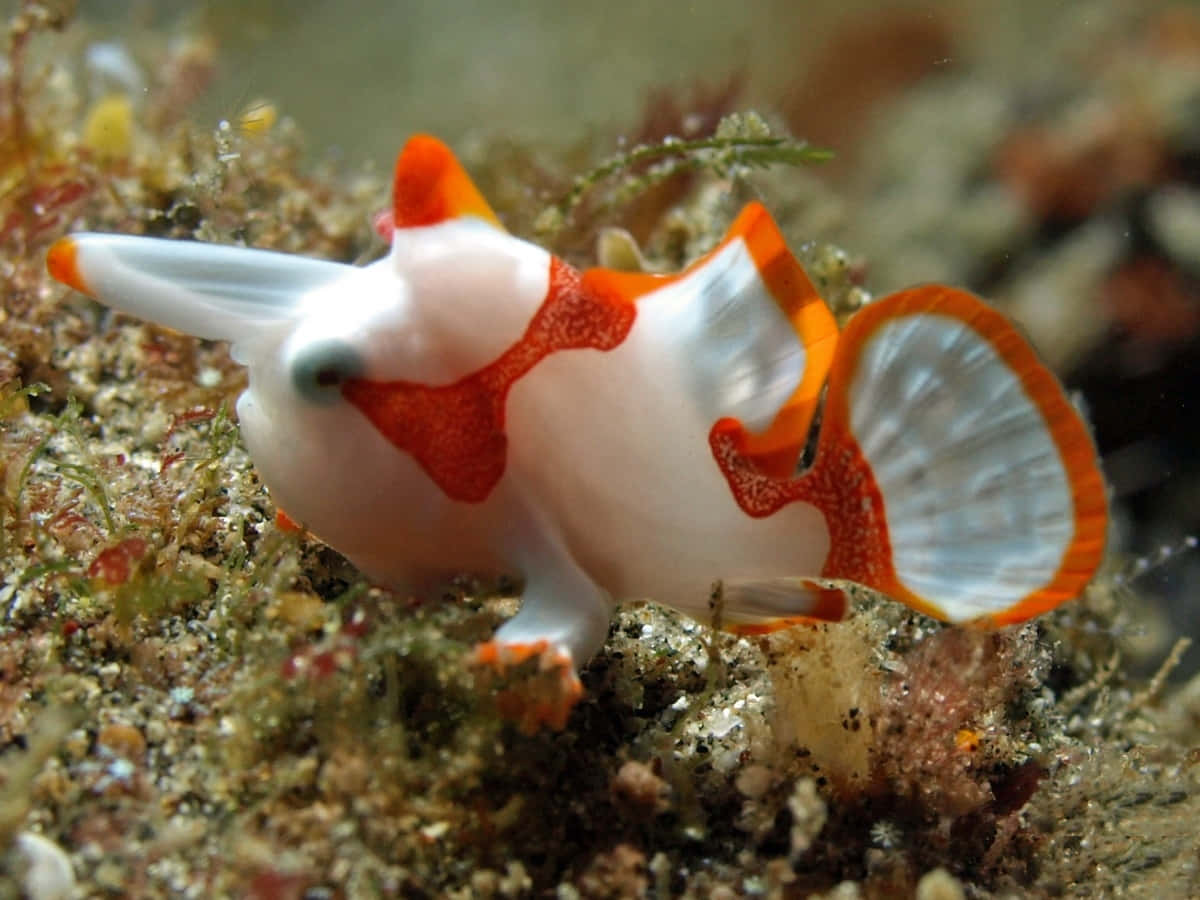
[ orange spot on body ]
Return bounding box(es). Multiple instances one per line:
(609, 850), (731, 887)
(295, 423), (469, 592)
(343, 257), (636, 502)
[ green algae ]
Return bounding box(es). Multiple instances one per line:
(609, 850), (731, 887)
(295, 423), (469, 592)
(533, 111), (833, 242)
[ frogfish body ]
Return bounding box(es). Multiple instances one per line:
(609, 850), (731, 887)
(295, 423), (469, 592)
(48, 134), (1107, 729)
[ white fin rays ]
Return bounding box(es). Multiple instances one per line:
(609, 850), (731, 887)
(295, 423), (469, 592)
(586, 203), (836, 477)
(50, 234), (353, 344)
(676, 240), (810, 433)
(836, 286), (1107, 624)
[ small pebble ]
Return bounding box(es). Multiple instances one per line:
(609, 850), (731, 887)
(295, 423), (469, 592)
(97, 722), (146, 759)
(916, 867), (966, 900)
(15, 832), (76, 900)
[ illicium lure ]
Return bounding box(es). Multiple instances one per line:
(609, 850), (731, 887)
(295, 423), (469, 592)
(48, 135), (1107, 728)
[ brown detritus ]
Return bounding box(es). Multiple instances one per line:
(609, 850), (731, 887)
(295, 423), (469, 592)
(86, 536), (149, 585)
(95, 722), (146, 760)
(759, 615), (1061, 892)
(1024, 742), (1200, 895)
(1102, 254), (1200, 350)
(610, 759), (671, 819)
(0, 707), (77, 846)
(872, 627), (1046, 822)
(2, 0), (77, 173)
(245, 868), (312, 900)
(573, 843), (649, 900)
(996, 112), (1166, 223)
(1145, 5), (1200, 56)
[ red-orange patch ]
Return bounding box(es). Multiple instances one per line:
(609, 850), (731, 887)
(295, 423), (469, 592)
(709, 417), (895, 591)
(342, 257), (636, 502)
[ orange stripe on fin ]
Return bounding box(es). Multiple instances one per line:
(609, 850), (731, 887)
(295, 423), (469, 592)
(392, 134), (504, 230)
(728, 203), (838, 476)
(585, 203), (838, 477)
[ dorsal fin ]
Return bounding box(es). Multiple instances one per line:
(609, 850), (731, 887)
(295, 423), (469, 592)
(391, 134), (504, 231)
(584, 203), (838, 477)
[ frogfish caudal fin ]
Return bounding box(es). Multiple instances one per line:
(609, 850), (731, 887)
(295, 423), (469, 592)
(710, 283), (1107, 627)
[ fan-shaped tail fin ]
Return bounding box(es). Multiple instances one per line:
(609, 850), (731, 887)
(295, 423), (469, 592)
(808, 285), (1108, 624)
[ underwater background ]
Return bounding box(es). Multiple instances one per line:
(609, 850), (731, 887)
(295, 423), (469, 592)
(1, 0), (1198, 896)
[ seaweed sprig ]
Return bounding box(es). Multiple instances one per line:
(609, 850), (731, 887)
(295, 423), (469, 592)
(6, 390), (117, 557)
(534, 112), (833, 239)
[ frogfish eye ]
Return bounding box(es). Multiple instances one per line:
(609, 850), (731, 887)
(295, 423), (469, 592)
(289, 340), (365, 402)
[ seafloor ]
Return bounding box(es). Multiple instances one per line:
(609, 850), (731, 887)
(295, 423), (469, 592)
(2, 1), (1199, 897)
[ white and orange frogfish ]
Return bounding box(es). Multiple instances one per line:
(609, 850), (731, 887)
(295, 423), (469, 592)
(48, 135), (1107, 729)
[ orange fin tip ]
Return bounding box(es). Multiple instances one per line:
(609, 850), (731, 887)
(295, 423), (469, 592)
(275, 509), (305, 534)
(47, 237), (90, 295)
(721, 204), (839, 477)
